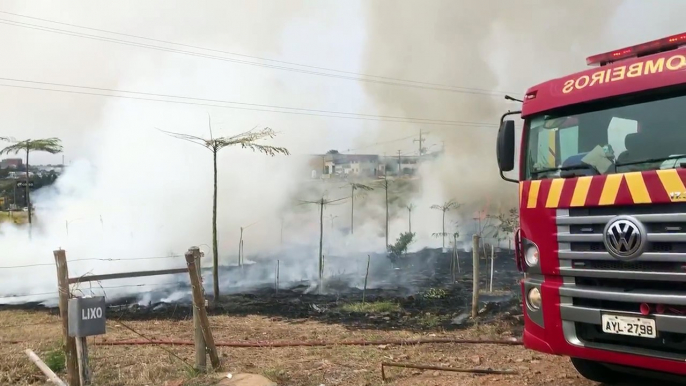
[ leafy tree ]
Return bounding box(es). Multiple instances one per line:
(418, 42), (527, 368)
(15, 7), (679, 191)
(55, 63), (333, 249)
(491, 207), (519, 250)
(0, 137), (62, 224)
(430, 199), (460, 249)
(387, 231), (416, 264)
(160, 118), (289, 299)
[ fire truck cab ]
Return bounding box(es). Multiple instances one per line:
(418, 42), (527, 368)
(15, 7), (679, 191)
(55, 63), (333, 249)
(496, 33), (686, 383)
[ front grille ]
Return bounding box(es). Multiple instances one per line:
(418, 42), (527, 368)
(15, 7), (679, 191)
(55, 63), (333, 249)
(574, 277), (686, 292)
(569, 241), (686, 253)
(575, 322), (686, 356)
(570, 203), (686, 216)
(576, 260), (683, 273)
(557, 204), (686, 360)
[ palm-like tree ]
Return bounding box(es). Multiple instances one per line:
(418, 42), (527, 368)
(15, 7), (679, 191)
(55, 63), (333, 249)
(430, 199), (460, 249)
(344, 182), (373, 234)
(0, 137), (62, 224)
(373, 173), (392, 249)
(406, 203), (416, 233)
(159, 117), (288, 300)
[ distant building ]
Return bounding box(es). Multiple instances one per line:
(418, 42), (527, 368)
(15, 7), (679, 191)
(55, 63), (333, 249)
(0, 158), (23, 169)
(324, 153), (381, 177)
(8, 171), (33, 179)
(381, 155), (421, 176)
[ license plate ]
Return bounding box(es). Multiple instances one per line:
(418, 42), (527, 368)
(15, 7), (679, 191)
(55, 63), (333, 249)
(601, 314), (656, 339)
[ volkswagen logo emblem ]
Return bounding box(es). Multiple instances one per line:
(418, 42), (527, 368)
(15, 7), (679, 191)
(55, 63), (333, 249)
(603, 215), (647, 261)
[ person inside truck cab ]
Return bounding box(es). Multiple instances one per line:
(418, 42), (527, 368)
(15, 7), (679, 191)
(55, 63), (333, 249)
(615, 113), (686, 172)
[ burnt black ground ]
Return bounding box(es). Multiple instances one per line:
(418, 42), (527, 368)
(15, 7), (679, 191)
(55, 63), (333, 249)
(0, 248), (523, 333)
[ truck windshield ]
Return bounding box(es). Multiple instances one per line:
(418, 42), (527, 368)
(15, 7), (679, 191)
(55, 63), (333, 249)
(525, 93), (686, 180)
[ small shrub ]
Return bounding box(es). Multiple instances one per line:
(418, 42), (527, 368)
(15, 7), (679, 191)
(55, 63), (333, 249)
(263, 367), (289, 383)
(340, 301), (400, 313)
(43, 347), (65, 373)
(423, 288), (448, 299)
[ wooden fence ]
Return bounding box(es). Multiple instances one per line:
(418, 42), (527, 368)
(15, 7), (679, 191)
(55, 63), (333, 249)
(53, 246), (219, 386)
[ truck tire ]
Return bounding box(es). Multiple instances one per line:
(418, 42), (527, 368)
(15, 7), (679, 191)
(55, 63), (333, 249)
(571, 358), (626, 384)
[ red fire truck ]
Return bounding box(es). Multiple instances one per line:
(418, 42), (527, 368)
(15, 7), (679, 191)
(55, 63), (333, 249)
(496, 33), (686, 383)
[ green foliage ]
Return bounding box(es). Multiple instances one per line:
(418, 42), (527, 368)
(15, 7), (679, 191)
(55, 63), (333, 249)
(349, 182), (373, 199)
(43, 347), (65, 373)
(340, 301), (400, 313)
(490, 207), (519, 240)
(0, 137), (63, 156)
(158, 126), (289, 156)
(430, 199), (460, 213)
(387, 231), (415, 257)
(423, 287), (448, 299)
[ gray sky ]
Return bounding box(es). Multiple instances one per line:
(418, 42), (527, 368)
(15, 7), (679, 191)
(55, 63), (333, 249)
(0, 0), (684, 165)
(2, 0), (686, 299)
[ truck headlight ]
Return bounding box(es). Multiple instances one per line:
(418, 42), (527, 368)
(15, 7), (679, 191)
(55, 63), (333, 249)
(525, 244), (539, 267)
(527, 287), (542, 311)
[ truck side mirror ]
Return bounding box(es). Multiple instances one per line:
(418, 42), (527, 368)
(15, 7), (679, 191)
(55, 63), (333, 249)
(497, 120), (516, 172)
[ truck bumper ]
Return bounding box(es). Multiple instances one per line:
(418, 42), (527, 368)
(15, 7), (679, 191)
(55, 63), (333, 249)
(521, 278), (686, 376)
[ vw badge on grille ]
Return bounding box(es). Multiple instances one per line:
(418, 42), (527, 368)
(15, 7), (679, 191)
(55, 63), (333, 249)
(603, 215), (646, 261)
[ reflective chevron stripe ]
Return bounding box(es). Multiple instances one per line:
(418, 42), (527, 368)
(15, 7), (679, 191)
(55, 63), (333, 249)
(519, 169), (686, 209)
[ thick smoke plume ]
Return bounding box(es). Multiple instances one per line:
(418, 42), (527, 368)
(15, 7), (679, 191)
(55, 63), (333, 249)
(358, 0), (686, 226)
(2, 0), (686, 303)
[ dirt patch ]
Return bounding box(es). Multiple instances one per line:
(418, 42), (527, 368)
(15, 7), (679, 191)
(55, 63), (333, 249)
(0, 302), (601, 386)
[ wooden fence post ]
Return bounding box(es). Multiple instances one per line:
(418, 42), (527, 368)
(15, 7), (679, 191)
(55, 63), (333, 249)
(185, 251), (220, 369)
(189, 247), (207, 371)
(75, 336), (91, 385)
(25, 349), (68, 386)
(490, 244), (495, 293)
(54, 250), (80, 386)
(363, 255), (370, 303)
(471, 235), (480, 318)
(275, 260), (280, 294)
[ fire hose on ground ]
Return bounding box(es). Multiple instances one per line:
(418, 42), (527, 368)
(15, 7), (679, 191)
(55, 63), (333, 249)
(91, 337), (523, 348)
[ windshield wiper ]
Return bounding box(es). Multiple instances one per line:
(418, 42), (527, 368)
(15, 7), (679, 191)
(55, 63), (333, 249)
(615, 154), (686, 168)
(531, 164), (599, 178)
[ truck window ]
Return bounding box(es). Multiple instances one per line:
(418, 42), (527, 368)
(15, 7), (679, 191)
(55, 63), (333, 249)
(524, 93), (686, 180)
(535, 129), (555, 168)
(558, 126), (579, 163)
(607, 117), (638, 155)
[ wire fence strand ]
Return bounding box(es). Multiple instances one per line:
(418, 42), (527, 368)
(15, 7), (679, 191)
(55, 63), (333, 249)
(0, 254), (184, 269)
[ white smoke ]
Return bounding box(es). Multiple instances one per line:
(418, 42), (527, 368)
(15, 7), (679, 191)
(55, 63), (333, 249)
(2, 0), (686, 303)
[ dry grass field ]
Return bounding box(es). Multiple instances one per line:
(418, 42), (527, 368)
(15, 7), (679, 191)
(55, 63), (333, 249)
(0, 303), (598, 386)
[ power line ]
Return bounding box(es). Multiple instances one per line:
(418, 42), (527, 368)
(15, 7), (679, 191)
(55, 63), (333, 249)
(0, 81), (499, 127)
(343, 134), (418, 153)
(0, 281), (184, 299)
(0, 11), (520, 96)
(0, 77), (495, 126)
(0, 255), (183, 269)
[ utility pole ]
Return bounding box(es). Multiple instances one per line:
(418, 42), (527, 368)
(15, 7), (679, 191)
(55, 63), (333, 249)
(414, 129), (427, 157)
(319, 198), (324, 288)
(384, 171), (389, 249)
(25, 141), (31, 224)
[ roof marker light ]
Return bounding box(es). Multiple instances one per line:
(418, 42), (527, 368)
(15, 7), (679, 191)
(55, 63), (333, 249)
(586, 32), (686, 66)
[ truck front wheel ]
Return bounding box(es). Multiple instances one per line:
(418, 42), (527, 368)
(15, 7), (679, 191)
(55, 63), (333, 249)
(571, 358), (626, 384)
